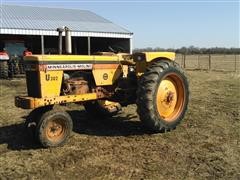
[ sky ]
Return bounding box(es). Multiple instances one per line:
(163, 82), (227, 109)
(1, 0), (240, 49)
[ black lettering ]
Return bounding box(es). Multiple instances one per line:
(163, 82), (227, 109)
(46, 74), (50, 81)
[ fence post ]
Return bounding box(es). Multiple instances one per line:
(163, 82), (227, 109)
(197, 54), (200, 70)
(183, 54), (186, 69)
(208, 54), (211, 71)
(181, 54), (184, 68)
(235, 54), (237, 72)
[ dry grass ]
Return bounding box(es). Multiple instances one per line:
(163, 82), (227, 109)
(0, 71), (239, 179)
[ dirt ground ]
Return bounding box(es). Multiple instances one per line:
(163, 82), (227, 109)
(0, 71), (239, 179)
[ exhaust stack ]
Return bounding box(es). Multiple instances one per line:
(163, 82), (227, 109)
(65, 27), (72, 54)
(57, 26), (72, 54)
(57, 27), (64, 55)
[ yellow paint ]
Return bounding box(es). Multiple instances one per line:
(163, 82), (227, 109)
(144, 52), (175, 62)
(134, 52), (175, 75)
(24, 52), (174, 63)
(15, 93), (98, 109)
(24, 54), (122, 62)
(157, 78), (177, 118)
(39, 71), (63, 97)
(99, 100), (114, 106)
(155, 73), (185, 122)
(17, 52), (178, 110)
(92, 65), (122, 86)
(98, 100), (121, 111)
(122, 65), (128, 78)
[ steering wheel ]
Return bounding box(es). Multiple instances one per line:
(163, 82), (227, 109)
(108, 45), (125, 54)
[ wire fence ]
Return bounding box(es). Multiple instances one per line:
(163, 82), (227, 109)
(175, 54), (240, 72)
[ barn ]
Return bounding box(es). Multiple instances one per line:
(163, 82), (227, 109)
(0, 4), (133, 56)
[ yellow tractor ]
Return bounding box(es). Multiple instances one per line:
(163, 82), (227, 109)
(15, 27), (189, 147)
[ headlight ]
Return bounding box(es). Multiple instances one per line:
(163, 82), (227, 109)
(133, 53), (145, 62)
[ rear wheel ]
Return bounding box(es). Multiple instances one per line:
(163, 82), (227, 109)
(36, 110), (73, 147)
(84, 100), (122, 118)
(19, 61), (25, 74)
(0, 61), (8, 79)
(137, 60), (189, 132)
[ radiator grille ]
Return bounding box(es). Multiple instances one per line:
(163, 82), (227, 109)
(26, 71), (41, 98)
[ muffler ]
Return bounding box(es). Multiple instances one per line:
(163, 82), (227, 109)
(65, 27), (72, 54)
(57, 26), (72, 54)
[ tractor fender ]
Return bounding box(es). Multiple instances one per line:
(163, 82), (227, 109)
(133, 52), (175, 74)
(0, 51), (9, 61)
(133, 52), (175, 62)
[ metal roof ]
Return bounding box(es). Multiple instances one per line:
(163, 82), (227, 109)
(0, 5), (132, 38)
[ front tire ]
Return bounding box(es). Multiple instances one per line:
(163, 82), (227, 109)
(25, 106), (53, 139)
(137, 60), (189, 132)
(36, 110), (73, 147)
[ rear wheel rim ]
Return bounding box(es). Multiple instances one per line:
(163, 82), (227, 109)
(45, 118), (66, 142)
(156, 73), (185, 122)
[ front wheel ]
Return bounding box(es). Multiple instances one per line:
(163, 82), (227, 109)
(137, 60), (189, 132)
(36, 110), (73, 147)
(25, 106), (53, 139)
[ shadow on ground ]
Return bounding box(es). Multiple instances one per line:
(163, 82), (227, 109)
(0, 110), (150, 151)
(0, 122), (41, 151)
(69, 110), (149, 136)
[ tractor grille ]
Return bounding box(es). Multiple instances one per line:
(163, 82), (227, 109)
(26, 71), (41, 98)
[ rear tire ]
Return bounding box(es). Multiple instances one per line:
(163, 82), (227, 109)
(19, 61), (25, 74)
(0, 61), (8, 79)
(8, 61), (14, 78)
(137, 60), (189, 132)
(36, 110), (73, 147)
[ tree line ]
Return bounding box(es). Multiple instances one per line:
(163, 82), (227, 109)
(133, 46), (240, 54)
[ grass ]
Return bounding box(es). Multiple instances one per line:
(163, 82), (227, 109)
(0, 70), (239, 179)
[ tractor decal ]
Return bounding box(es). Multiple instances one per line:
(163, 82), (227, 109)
(46, 64), (93, 70)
